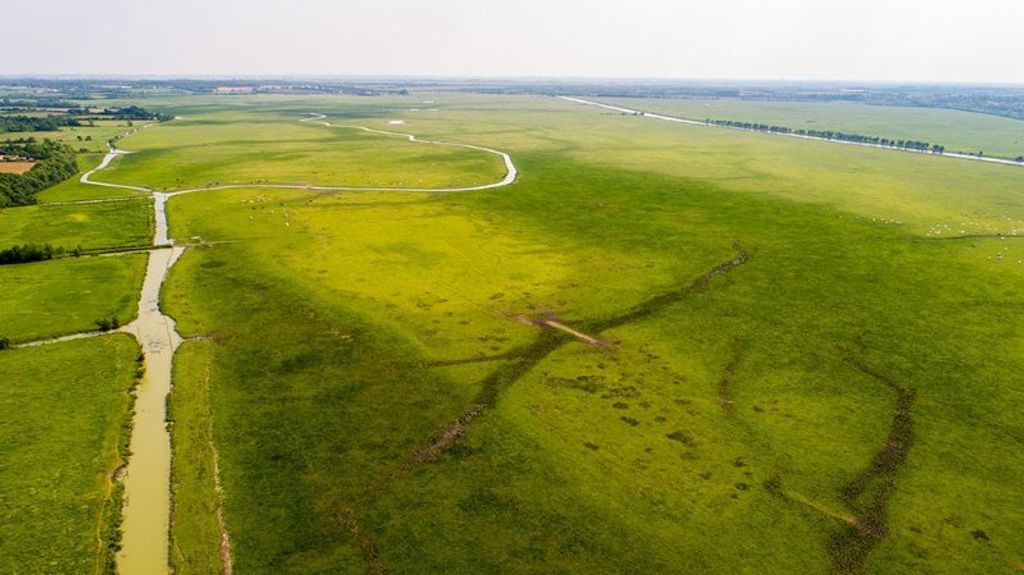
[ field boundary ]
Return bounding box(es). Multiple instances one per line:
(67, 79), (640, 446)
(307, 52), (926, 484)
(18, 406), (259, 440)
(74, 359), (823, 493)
(559, 96), (1024, 169)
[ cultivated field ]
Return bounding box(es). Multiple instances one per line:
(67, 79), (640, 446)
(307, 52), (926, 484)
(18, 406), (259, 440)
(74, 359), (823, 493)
(3, 93), (1022, 574)
(0, 161), (35, 174)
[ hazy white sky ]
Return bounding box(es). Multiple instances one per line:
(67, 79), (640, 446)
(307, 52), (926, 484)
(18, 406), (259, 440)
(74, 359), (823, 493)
(2, 0), (1021, 82)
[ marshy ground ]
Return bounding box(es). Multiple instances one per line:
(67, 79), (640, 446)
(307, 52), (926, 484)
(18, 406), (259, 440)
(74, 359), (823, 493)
(2, 93), (1023, 574)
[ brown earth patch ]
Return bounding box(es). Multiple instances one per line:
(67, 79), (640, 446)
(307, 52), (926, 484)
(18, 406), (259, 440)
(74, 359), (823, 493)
(0, 161), (35, 174)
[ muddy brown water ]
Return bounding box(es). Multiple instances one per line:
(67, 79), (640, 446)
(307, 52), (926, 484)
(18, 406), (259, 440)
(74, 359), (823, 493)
(80, 115), (520, 574)
(116, 245), (184, 573)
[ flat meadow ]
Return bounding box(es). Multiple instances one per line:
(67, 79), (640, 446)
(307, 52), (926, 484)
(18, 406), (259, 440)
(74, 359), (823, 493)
(0, 195), (151, 343)
(601, 96), (1024, 160)
(3, 91), (1021, 574)
(95, 100), (505, 192)
(2, 119), (139, 154)
(94, 93), (1024, 574)
(0, 198), (152, 250)
(0, 334), (139, 574)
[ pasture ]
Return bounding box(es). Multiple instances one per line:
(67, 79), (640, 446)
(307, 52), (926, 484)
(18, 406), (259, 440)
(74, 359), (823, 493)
(3, 91), (1022, 574)
(0, 335), (140, 574)
(0, 197), (152, 250)
(2, 119), (141, 154)
(133, 94), (1023, 573)
(96, 106), (505, 192)
(601, 96), (1024, 160)
(0, 254), (148, 342)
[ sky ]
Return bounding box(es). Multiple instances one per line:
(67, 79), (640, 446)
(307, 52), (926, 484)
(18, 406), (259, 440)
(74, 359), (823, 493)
(2, 0), (1021, 83)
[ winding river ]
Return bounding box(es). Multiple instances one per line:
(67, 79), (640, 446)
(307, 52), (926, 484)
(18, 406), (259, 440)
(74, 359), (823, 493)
(73, 114), (518, 574)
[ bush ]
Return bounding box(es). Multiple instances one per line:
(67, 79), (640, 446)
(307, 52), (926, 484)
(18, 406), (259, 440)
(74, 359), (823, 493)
(95, 316), (121, 331)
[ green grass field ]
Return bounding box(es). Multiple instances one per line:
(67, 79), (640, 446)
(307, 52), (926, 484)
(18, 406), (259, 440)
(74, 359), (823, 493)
(5, 92), (1023, 574)
(600, 96), (1024, 160)
(0, 197), (152, 251)
(97, 104), (504, 192)
(3, 119), (139, 154)
(146, 94), (1024, 573)
(36, 153), (150, 204)
(0, 334), (140, 574)
(0, 254), (148, 342)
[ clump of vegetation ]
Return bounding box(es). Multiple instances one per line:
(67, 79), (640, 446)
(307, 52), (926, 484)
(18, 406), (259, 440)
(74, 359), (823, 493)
(0, 139), (78, 207)
(0, 336), (10, 351)
(95, 315), (122, 332)
(108, 105), (174, 122)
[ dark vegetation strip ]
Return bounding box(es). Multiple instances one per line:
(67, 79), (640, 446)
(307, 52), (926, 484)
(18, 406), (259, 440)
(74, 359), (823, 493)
(337, 508), (390, 575)
(0, 106), (171, 133)
(707, 119), (954, 155)
(826, 355), (916, 575)
(411, 330), (571, 465)
(763, 353), (915, 574)
(585, 241), (749, 333)
(338, 243), (751, 572)
(0, 115), (83, 133)
(0, 242), (161, 266)
(717, 338), (746, 413)
(0, 242), (80, 264)
(415, 241), (749, 466)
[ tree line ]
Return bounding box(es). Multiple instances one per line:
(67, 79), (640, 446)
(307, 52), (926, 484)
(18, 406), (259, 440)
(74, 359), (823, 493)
(0, 115), (83, 133)
(706, 119), (948, 154)
(0, 106), (172, 135)
(0, 243), (81, 265)
(0, 139), (79, 207)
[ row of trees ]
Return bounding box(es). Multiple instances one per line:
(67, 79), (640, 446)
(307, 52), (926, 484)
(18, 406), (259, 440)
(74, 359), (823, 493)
(0, 140), (79, 207)
(0, 106), (173, 135)
(707, 119), (948, 154)
(107, 105), (174, 122)
(0, 243), (81, 265)
(0, 114), (83, 133)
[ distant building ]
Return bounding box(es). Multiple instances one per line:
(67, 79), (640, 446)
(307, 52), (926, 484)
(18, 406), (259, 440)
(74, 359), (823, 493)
(213, 86), (255, 94)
